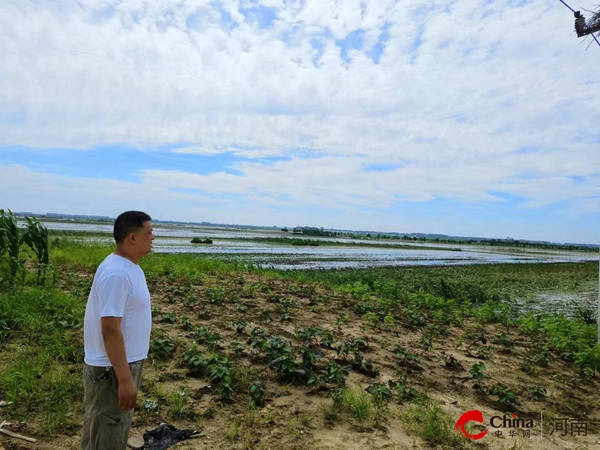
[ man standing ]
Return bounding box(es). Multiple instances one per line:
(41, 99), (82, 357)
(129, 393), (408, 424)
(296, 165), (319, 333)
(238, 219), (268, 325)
(81, 211), (154, 450)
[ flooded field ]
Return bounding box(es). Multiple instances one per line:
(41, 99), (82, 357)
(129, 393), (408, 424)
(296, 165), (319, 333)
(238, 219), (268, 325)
(39, 220), (596, 270)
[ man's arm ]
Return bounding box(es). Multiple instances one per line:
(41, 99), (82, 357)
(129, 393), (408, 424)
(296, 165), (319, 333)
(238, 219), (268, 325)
(101, 316), (138, 410)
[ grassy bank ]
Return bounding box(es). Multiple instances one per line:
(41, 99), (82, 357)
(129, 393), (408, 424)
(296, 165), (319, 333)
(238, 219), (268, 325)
(281, 262), (598, 304)
(0, 240), (598, 449)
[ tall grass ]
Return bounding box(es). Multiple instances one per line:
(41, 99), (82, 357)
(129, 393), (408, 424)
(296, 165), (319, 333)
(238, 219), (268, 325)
(342, 385), (374, 421)
(50, 239), (113, 270)
(402, 403), (468, 448)
(0, 287), (84, 434)
(49, 239), (256, 279)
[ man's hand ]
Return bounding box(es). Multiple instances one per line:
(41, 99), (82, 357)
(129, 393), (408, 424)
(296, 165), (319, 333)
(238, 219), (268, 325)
(118, 376), (138, 410)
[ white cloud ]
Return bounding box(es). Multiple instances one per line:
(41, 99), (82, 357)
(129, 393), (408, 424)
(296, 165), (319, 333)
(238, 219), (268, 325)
(0, 0), (599, 241)
(1, 162), (597, 242)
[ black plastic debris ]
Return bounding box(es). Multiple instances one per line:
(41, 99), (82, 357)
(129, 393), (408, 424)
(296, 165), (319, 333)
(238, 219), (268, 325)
(143, 423), (200, 450)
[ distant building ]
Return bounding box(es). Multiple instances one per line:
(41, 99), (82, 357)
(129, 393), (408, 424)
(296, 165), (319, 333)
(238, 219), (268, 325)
(292, 227), (303, 234)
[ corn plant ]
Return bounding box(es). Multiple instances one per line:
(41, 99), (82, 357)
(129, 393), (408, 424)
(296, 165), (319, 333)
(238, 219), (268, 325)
(20, 216), (55, 285)
(0, 209), (24, 283)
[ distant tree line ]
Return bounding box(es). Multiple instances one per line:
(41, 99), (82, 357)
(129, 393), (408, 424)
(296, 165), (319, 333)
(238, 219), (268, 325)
(281, 227), (596, 252)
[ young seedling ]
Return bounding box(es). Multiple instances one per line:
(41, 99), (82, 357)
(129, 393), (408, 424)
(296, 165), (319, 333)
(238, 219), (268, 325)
(492, 384), (518, 406)
(468, 362), (487, 389)
(389, 372), (420, 403)
(249, 382), (266, 407)
(368, 382), (392, 405)
(181, 317), (193, 331)
(392, 344), (423, 371)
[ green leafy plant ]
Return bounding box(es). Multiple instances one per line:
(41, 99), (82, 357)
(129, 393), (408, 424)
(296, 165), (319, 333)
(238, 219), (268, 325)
(160, 312), (178, 324)
(181, 317), (193, 331)
(421, 336), (433, 353)
(390, 372), (420, 403)
(150, 335), (175, 360)
(574, 344), (600, 375)
(368, 382), (392, 405)
(493, 384), (518, 406)
(532, 350), (550, 367)
(320, 330), (336, 348)
(207, 287), (226, 304)
(249, 381), (266, 407)
(228, 339), (245, 355)
(405, 310), (427, 328)
(207, 356), (234, 400)
(309, 360), (348, 387)
(334, 312), (350, 326)
(259, 308), (272, 321)
(183, 348), (234, 400)
(362, 311), (379, 325)
(469, 362), (486, 385)
(268, 344), (305, 382)
(337, 337), (369, 360)
(324, 360), (349, 385)
(183, 347), (207, 375)
(298, 347), (317, 373)
(235, 321), (247, 334)
(392, 344), (423, 370)
(195, 327), (222, 349)
(296, 326), (324, 346)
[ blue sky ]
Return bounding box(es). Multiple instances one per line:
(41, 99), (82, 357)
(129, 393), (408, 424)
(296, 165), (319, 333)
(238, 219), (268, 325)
(0, 0), (599, 244)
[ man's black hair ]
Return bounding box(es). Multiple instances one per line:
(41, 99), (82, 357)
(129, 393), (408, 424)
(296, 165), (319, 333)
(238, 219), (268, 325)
(114, 211), (152, 244)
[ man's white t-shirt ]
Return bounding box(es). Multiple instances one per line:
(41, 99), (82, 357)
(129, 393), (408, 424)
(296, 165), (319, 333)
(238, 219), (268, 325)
(84, 253), (152, 366)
